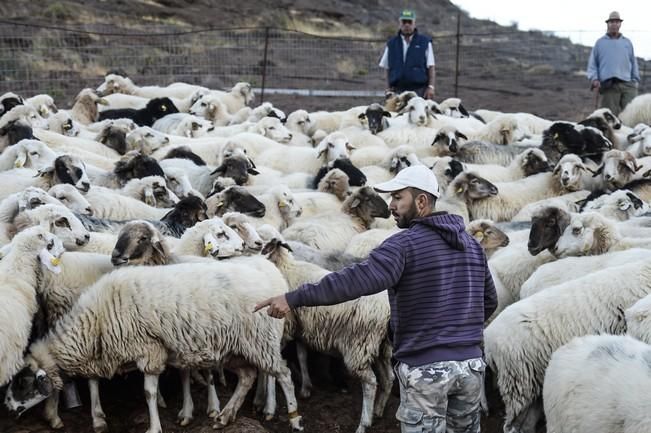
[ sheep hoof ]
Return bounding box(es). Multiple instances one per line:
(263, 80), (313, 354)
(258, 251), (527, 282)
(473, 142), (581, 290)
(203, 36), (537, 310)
(207, 409), (219, 418)
(93, 419), (108, 433)
(299, 388), (311, 399)
(50, 417), (64, 429)
(264, 413), (274, 421)
(290, 415), (304, 431)
(178, 417), (192, 427)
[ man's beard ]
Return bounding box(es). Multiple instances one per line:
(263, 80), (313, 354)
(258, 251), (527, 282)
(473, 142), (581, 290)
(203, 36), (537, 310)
(396, 203), (419, 228)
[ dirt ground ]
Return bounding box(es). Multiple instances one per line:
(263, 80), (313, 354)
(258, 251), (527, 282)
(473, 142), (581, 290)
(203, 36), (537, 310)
(0, 354), (510, 433)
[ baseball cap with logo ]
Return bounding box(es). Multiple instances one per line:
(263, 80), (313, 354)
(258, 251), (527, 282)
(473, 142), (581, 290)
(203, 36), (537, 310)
(399, 9), (416, 21)
(606, 11), (622, 22)
(373, 165), (440, 198)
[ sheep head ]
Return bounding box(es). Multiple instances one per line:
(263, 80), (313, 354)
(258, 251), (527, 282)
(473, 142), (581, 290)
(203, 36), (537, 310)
(528, 206), (570, 256)
(111, 220), (170, 266)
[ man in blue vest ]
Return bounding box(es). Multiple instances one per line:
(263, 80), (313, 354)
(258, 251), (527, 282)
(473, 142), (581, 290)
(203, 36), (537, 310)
(379, 9), (436, 99)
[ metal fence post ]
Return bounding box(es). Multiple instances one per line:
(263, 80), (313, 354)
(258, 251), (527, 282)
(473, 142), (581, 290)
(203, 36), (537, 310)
(454, 11), (461, 98)
(260, 26), (270, 103)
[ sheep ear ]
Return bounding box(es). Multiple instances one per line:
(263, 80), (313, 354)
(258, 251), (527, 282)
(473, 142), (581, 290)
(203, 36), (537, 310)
(591, 164), (604, 177)
(315, 140), (328, 160)
(552, 163), (561, 175)
(624, 159), (642, 173)
(36, 372), (54, 396)
(152, 241), (168, 265)
(281, 242), (293, 252)
(643, 169), (651, 178)
(575, 198), (588, 208)
(210, 164), (226, 176)
(456, 131), (468, 141)
(261, 239), (278, 255)
(37, 166), (55, 178)
(143, 186), (156, 207)
(14, 149), (28, 168)
(191, 121), (200, 131)
(458, 104), (469, 117)
(432, 133), (445, 145)
(357, 113), (366, 120)
(247, 167), (260, 175)
(383, 111), (391, 117)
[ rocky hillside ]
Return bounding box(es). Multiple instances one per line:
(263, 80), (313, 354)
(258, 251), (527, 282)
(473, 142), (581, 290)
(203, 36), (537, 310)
(0, 0), (648, 119)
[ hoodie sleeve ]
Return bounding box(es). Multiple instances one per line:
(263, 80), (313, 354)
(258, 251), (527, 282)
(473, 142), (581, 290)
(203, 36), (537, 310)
(286, 236), (406, 308)
(483, 256), (498, 321)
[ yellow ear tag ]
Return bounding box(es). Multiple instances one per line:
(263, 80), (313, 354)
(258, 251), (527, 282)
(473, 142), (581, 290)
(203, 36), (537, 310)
(15, 161), (23, 168)
(553, 133), (559, 139)
(456, 187), (463, 194)
(204, 242), (213, 255)
(474, 231), (484, 241)
(50, 257), (60, 266)
(278, 201), (287, 208)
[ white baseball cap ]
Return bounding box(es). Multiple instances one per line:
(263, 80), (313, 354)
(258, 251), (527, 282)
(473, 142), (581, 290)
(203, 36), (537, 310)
(373, 165), (440, 198)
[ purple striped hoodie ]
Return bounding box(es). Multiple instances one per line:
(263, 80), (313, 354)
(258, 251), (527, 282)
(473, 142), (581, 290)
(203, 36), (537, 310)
(285, 212), (497, 366)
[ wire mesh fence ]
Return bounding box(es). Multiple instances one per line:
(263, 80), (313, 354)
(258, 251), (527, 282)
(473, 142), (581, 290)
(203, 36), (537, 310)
(0, 17), (648, 119)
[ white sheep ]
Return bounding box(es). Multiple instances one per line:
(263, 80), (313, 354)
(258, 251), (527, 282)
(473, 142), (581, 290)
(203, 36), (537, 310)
(626, 126), (651, 157)
(0, 139), (57, 172)
(152, 113), (213, 138)
(255, 131), (352, 175)
(25, 94), (58, 119)
(510, 191), (590, 222)
(552, 211), (651, 258)
(13, 203), (90, 250)
(462, 148), (550, 182)
(0, 226), (64, 386)
(581, 189), (648, 220)
(96, 73), (210, 101)
(520, 248), (651, 299)
(33, 128), (122, 160)
(45, 111), (80, 137)
(343, 228), (400, 258)
(125, 126), (171, 155)
(261, 235), (392, 433)
(467, 172), (570, 222)
(282, 186), (390, 253)
(83, 185), (170, 221)
(543, 334), (651, 433)
(484, 258), (651, 433)
(619, 93), (651, 127)
(249, 185), (303, 231)
(6, 259), (303, 432)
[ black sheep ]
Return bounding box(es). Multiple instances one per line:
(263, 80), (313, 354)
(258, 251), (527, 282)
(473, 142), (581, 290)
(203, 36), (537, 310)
(98, 97), (179, 127)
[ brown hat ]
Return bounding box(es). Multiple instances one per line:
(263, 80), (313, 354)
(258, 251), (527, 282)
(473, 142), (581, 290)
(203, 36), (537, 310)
(606, 11), (622, 22)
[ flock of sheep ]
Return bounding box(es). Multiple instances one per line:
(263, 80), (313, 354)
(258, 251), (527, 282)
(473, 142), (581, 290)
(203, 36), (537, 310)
(0, 72), (651, 433)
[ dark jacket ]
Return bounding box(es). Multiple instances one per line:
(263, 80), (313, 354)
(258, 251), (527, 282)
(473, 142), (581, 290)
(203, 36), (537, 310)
(286, 212), (498, 366)
(387, 29), (431, 91)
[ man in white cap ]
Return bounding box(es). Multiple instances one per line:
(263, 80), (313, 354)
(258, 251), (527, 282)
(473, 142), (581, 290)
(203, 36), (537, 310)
(255, 165), (497, 433)
(587, 11), (640, 115)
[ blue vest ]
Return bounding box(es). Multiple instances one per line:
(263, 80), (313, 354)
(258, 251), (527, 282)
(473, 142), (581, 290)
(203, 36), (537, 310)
(387, 30), (431, 90)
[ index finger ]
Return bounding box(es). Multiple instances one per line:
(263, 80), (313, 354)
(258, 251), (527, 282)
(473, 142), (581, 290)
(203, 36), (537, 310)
(253, 298), (272, 313)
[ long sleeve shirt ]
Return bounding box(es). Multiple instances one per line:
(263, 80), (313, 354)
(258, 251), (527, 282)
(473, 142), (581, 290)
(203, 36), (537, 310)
(587, 33), (640, 83)
(285, 212), (497, 366)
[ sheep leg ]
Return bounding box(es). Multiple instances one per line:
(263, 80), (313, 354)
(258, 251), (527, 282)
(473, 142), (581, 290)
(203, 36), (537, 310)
(273, 361), (303, 431)
(89, 379), (108, 433)
(503, 397), (543, 433)
(216, 365), (227, 387)
(263, 374), (277, 420)
(205, 370), (220, 418)
(177, 369), (194, 426)
(296, 341), (313, 398)
(156, 387), (167, 409)
(42, 390), (63, 429)
(354, 366), (377, 433)
(212, 366), (257, 429)
(372, 350), (394, 418)
(253, 371), (266, 413)
(144, 374), (163, 433)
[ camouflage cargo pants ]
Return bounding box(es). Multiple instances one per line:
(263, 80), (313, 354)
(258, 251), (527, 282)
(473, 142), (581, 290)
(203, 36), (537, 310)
(394, 358), (485, 433)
